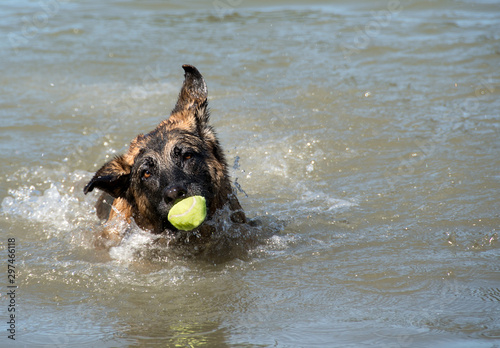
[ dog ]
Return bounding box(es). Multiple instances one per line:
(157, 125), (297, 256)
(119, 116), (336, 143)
(84, 65), (246, 249)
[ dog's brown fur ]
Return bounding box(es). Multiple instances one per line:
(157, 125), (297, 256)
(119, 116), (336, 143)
(84, 65), (245, 247)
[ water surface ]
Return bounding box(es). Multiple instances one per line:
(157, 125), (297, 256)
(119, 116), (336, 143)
(1, 0), (499, 346)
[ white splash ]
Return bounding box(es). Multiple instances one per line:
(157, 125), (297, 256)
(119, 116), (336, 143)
(1, 182), (91, 235)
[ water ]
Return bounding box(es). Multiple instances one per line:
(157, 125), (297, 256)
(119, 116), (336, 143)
(1, 0), (499, 346)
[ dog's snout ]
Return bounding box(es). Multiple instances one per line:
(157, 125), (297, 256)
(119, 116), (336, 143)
(163, 185), (187, 203)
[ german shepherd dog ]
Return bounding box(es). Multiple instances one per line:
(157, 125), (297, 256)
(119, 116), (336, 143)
(84, 65), (246, 249)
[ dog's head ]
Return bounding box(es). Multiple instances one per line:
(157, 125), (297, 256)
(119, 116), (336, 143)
(84, 65), (237, 232)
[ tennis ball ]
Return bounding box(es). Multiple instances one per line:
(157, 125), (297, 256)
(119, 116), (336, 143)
(167, 196), (207, 231)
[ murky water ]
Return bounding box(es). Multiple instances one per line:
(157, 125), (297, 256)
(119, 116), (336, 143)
(1, 0), (499, 346)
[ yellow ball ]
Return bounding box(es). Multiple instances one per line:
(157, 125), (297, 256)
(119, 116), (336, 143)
(167, 196), (207, 231)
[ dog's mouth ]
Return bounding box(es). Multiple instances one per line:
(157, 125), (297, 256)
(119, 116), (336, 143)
(159, 195), (210, 234)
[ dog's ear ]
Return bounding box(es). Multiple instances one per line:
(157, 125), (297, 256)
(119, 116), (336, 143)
(168, 65), (225, 165)
(83, 154), (132, 198)
(169, 65), (210, 130)
(171, 64), (208, 114)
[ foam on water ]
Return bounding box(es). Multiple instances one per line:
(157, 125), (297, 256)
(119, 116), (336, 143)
(297, 183), (357, 213)
(1, 168), (97, 240)
(3, 184), (82, 232)
(107, 225), (156, 262)
(0, 144), (357, 262)
(1, 175), (355, 284)
(0, 167), (302, 263)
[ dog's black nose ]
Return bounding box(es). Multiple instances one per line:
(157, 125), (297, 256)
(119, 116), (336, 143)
(164, 185), (187, 203)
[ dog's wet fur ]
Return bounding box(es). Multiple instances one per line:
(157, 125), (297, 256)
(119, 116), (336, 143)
(84, 65), (252, 256)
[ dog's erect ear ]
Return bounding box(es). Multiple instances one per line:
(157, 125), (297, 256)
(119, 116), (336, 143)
(169, 65), (210, 131)
(83, 155), (132, 198)
(171, 64), (208, 114)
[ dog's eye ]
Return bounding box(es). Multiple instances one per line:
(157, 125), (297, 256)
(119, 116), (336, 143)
(142, 170), (152, 179)
(183, 153), (193, 161)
